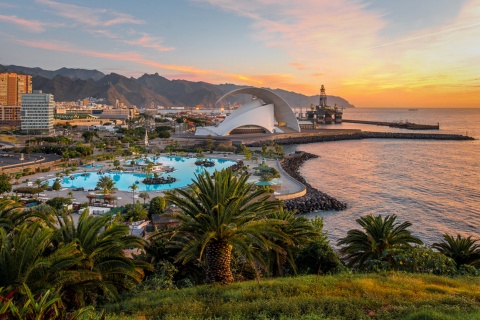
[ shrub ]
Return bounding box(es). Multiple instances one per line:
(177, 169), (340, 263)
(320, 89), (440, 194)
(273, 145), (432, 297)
(367, 246), (461, 276)
(296, 238), (345, 275)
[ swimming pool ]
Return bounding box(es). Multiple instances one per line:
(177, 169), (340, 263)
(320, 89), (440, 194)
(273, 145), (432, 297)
(82, 164), (104, 169)
(53, 156), (237, 191)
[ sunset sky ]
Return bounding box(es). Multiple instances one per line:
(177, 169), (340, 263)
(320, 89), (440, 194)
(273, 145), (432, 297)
(1, 0), (479, 108)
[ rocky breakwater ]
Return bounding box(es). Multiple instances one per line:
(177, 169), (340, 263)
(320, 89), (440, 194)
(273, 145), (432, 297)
(280, 152), (347, 213)
(247, 131), (474, 147)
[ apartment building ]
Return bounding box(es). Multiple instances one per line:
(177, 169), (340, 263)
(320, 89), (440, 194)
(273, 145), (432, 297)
(21, 91), (55, 135)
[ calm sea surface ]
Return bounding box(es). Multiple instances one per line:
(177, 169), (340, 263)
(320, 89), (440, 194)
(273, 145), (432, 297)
(292, 108), (480, 246)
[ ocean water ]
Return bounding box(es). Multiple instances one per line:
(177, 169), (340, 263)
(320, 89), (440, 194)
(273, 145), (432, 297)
(294, 108), (480, 246)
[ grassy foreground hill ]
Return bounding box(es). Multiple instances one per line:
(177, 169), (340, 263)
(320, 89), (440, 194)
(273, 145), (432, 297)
(105, 273), (480, 319)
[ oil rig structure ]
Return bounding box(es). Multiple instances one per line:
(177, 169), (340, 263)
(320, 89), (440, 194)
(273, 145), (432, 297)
(304, 85), (343, 124)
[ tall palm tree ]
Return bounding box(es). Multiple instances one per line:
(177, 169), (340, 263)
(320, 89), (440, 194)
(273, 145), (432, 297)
(433, 234), (480, 268)
(138, 191), (150, 205)
(0, 199), (54, 233)
(337, 214), (423, 269)
(265, 209), (319, 276)
(165, 169), (285, 285)
(96, 176), (115, 194)
(0, 222), (79, 293)
(129, 184), (138, 204)
(53, 211), (151, 308)
(35, 179), (43, 198)
(146, 164), (153, 178)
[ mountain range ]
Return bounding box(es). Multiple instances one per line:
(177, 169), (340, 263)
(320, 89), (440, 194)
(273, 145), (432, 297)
(0, 64), (355, 109)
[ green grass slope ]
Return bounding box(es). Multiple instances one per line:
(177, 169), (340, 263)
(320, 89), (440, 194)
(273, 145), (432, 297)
(105, 273), (480, 320)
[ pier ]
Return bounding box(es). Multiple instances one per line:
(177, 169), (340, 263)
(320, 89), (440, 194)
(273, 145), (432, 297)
(245, 130), (474, 147)
(343, 119), (439, 130)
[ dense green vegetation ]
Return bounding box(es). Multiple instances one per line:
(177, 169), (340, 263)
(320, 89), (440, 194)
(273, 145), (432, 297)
(0, 200), (150, 318)
(105, 273), (480, 319)
(1, 166), (479, 319)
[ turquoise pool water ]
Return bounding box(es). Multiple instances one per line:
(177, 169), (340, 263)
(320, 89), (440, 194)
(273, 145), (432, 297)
(82, 164), (104, 169)
(53, 156), (237, 191)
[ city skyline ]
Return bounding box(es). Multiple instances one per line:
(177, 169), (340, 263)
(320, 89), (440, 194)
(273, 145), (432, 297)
(1, 0), (479, 108)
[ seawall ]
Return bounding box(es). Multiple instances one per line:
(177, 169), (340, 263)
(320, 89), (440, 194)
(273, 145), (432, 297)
(280, 152), (347, 213)
(246, 131), (474, 147)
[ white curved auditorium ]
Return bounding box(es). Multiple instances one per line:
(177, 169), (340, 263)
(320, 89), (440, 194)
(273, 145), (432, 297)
(195, 87), (301, 136)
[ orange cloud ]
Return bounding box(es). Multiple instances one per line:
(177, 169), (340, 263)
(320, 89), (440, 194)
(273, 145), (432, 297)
(196, 0), (480, 107)
(0, 14), (49, 32)
(289, 62), (306, 70)
(125, 33), (174, 52)
(87, 29), (120, 39)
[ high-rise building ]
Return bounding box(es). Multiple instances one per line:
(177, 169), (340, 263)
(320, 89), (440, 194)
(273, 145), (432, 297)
(0, 73), (32, 106)
(21, 90), (55, 135)
(0, 106), (22, 127)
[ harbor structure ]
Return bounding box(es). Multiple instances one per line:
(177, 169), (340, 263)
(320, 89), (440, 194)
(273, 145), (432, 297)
(302, 85), (343, 125)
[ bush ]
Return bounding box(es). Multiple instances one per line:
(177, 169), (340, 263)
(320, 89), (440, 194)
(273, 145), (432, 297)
(149, 196), (166, 216)
(215, 143), (235, 152)
(134, 260), (178, 291)
(367, 246), (462, 276)
(296, 238), (345, 275)
(45, 197), (72, 211)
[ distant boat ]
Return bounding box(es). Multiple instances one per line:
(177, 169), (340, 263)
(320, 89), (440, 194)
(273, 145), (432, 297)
(409, 108), (418, 111)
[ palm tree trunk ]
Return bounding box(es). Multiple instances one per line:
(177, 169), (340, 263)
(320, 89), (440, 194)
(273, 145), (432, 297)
(205, 240), (234, 285)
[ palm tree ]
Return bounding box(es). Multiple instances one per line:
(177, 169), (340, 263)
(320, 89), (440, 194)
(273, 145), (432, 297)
(337, 214), (423, 269)
(69, 175), (76, 188)
(0, 199), (30, 231)
(146, 163), (153, 178)
(433, 234), (480, 268)
(265, 209), (319, 276)
(138, 191), (150, 205)
(129, 183), (138, 204)
(53, 212), (150, 307)
(15, 173), (22, 184)
(96, 176), (115, 194)
(0, 222), (79, 293)
(35, 179), (43, 198)
(126, 201), (148, 222)
(165, 169), (285, 284)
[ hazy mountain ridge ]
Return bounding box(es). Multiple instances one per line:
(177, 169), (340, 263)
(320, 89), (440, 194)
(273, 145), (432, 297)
(0, 64), (355, 108)
(3, 65), (106, 81)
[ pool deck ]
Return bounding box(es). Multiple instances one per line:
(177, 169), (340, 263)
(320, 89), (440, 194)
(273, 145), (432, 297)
(9, 153), (305, 207)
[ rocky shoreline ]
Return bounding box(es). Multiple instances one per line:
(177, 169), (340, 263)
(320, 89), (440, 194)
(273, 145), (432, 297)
(250, 131), (474, 214)
(280, 152), (347, 213)
(247, 131), (474, 147)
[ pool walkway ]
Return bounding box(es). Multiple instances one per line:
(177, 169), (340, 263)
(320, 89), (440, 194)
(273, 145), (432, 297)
(9, 153), (305, 207)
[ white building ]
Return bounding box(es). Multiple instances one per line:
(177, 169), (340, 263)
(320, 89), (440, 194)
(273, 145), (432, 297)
(195, 87), (300, 136)
(21, 90), (55, 135)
